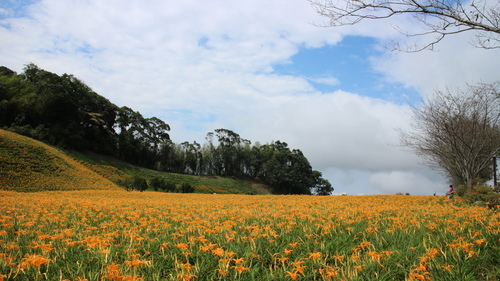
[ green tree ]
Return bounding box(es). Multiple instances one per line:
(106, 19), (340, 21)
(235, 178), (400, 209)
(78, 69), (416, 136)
(258, 141), (315, 194)
(158, 140), (182, 173)
(312, 170), (334, 195)
(116, 106), (152, 166)
(1, 64), (121, 153)
(180, 141), (202, 175)
(116, 106), (171, 167)
(214, 128), (249, 176)
(202, 132), (217, 175)
(144, 117), (170, 152)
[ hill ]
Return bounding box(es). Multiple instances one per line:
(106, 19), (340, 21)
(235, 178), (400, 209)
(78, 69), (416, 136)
(66, 149), (272, 195)
(0, 129), (122, 191)
(0, 129), (270, 194)
(0, 64), (332, 195)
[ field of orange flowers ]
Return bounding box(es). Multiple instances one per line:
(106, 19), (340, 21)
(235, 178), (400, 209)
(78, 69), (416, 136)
(0, 190), (498, 280)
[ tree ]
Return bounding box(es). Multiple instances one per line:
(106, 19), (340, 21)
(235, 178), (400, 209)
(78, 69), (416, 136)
(60, 73), (118, 154)
(116, 106), (169, 167)
(0, 64), (122, 153)
(309, 0), (500, 51)
(400, 82), (500, 190)
(258, 141), (316, 194)
(2, 64), (330, 194)
(180, 141), (202, 175)
(312, 170), (334, 195)
(212, 128), (250, 176)
(143, 117), (170, 152)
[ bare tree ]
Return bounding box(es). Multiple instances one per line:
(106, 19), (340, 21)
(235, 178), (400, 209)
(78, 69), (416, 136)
(400, 82), (500, 189)
(309, 0), (500, 51)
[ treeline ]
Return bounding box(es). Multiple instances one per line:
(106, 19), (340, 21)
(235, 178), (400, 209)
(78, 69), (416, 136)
(0, 64), (332, 194)
(0, 64), (170, 166)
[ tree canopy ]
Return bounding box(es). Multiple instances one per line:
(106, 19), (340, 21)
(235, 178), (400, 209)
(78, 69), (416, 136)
(0, 64), (332, 194)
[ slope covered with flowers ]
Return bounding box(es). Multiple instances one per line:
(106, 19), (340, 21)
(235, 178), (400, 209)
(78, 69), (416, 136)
(0, 129), (120, 191)
(0, 191), (498, 280)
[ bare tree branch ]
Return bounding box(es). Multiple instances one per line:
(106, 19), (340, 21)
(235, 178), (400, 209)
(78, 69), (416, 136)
(400, 82), (500, 189)
(309, 0), (500, 51)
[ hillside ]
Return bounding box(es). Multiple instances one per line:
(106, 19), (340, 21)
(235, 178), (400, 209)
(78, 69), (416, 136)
(0, 129), (121, 191)
(0, 64), (332, 195)
(66, 150), (272, 195)
(0, 129), (271, 194)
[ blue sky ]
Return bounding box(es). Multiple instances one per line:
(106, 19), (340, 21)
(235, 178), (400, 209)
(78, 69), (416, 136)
(274, 36), (421, 104)
(1, 0), (498, 195)
(0, 0), (35, 20)
(276, 37), (380, 93)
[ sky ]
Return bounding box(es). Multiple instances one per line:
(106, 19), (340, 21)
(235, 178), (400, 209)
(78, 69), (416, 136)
(1, 0), (498, 195)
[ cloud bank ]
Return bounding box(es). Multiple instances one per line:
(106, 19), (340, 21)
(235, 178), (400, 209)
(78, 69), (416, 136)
(1, 0), (498, 195)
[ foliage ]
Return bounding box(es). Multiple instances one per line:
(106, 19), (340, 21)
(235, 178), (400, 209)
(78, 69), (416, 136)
(262, 141), (315, 194)
(133, 176), (149, 192)
(0, 64), (330, 194)
(0, 64), (170, 166)
(180, 183), (195, 193)
(0, 191), (498, 280)
(149, 176), (165, 191)
(164, 181), (177, 192)
(0, 130), (270, 194)
(457, 184), (500, 209)
(116, 175), (149, 192)
(311, 170), (334, 195)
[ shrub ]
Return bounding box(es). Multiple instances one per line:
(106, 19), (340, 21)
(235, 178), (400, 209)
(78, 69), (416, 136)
(149, 176), (165, 191)
(460, 184), (500, 209)
(133, 176), (149, 192)
(116, 177), (134, 191)
(117, 175), (148, 192)
(181, 183), (195, 193)
(164, 181), (176, 192)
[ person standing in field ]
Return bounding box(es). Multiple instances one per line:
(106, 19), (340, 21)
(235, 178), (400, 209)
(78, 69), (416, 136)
(447, 185), (455, 200)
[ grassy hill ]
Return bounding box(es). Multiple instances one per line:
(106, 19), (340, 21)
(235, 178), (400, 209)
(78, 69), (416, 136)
(67, 150), (271, 195)
(0, 129), (270, 194)
(0, 129), (121, 191)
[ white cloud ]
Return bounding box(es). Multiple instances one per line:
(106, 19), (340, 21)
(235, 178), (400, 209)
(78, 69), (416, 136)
(371, 22), (500, 97)
(238, 91), (414, 169)
(308, 76), (340, 86)
(370, 170), (444, 195)
(0, 0), (495, 195)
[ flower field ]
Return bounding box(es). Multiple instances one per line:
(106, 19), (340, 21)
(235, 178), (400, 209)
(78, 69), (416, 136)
(0, 191), (498, 280)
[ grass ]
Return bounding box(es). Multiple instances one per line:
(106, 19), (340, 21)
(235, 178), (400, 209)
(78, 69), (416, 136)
(0, 129), (269, 194)
(0, 191), (498, 280)
(67, 150), (271, 195)
(0, 129), (119, 192)
(1, 129), (498, 280)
